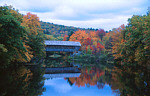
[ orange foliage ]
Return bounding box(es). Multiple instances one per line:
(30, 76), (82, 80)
(69, 30), (104, 54)
(111, 24), (125, 59)
(22, 12), (42, 35)
(69, 30), (88, 43)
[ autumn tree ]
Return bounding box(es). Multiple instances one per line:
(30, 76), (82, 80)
(111, 24), (125, 59)
(96, 29), (106, 40)
(121, 14), (149, 65)
(0, 5), (46, 67)
(22, 12), (45, 61)
(88, 31), (104, 54)
(63, 34), (68, 41)
(111, 11), (150, 66)
(69, 30), (105, 54)
(69, 30), (89, 52)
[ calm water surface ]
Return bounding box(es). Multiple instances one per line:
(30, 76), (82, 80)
(0, 56), (149, 96)
(42, 56), (149, 96)
(42, 57), (117, 96)
(42, 78), (115, 96)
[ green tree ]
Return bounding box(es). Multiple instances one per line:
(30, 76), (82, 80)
(67, 31), (74, 41)
(0, 6), (28, 66)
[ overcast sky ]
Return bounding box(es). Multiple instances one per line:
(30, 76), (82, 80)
(0, 0), (149, 31)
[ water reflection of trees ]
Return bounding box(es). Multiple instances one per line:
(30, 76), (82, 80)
(66, 65), (112, 89)
(44, 54), (72, 67)
(0, 64), (45, 96)
(65, 59), (150, 96)
(111, 62), (150, 96)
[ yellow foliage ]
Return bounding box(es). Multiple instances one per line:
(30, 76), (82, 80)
(23, 43), (33, 62)
(22, 12), (42, 36)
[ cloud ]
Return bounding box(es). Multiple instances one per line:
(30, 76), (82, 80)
(0, 0), (149, 30)
(30, 11), (131, 30)
(44, 78), (72, 93)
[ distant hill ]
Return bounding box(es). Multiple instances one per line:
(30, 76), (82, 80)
(40, 21), (98, 40)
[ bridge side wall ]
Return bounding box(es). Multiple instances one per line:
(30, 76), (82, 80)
(45, 45), (80, 52)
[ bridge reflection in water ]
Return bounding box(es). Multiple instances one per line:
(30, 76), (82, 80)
(43, 73), (81, 79)
(43, 67), (81, 79)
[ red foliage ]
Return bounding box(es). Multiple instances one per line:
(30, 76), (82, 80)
(63, 34), (68, 41)
(96, 29), (106, 40)
(84, 37), (92, 46)
(97, 42), (104, 49)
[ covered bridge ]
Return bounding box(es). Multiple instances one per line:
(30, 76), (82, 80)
(45, 40), (81, 52)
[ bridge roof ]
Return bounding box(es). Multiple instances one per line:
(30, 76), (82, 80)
(45, 40), (81, 46)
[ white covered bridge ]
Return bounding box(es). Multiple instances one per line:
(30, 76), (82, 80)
(45, 40), (81, 52)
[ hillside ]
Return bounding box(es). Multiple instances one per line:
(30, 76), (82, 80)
(40, 21), (98, 40)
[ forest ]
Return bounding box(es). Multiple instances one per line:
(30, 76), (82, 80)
(0, 6), (45, 67)
(40, 21), (98, 40)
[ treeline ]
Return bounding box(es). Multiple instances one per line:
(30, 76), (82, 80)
(40, 21), (98, 40)
(68, 10), (150, 66)
(0, 6), (45, 67)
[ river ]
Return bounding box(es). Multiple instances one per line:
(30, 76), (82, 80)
(0, 55), (149, 96)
